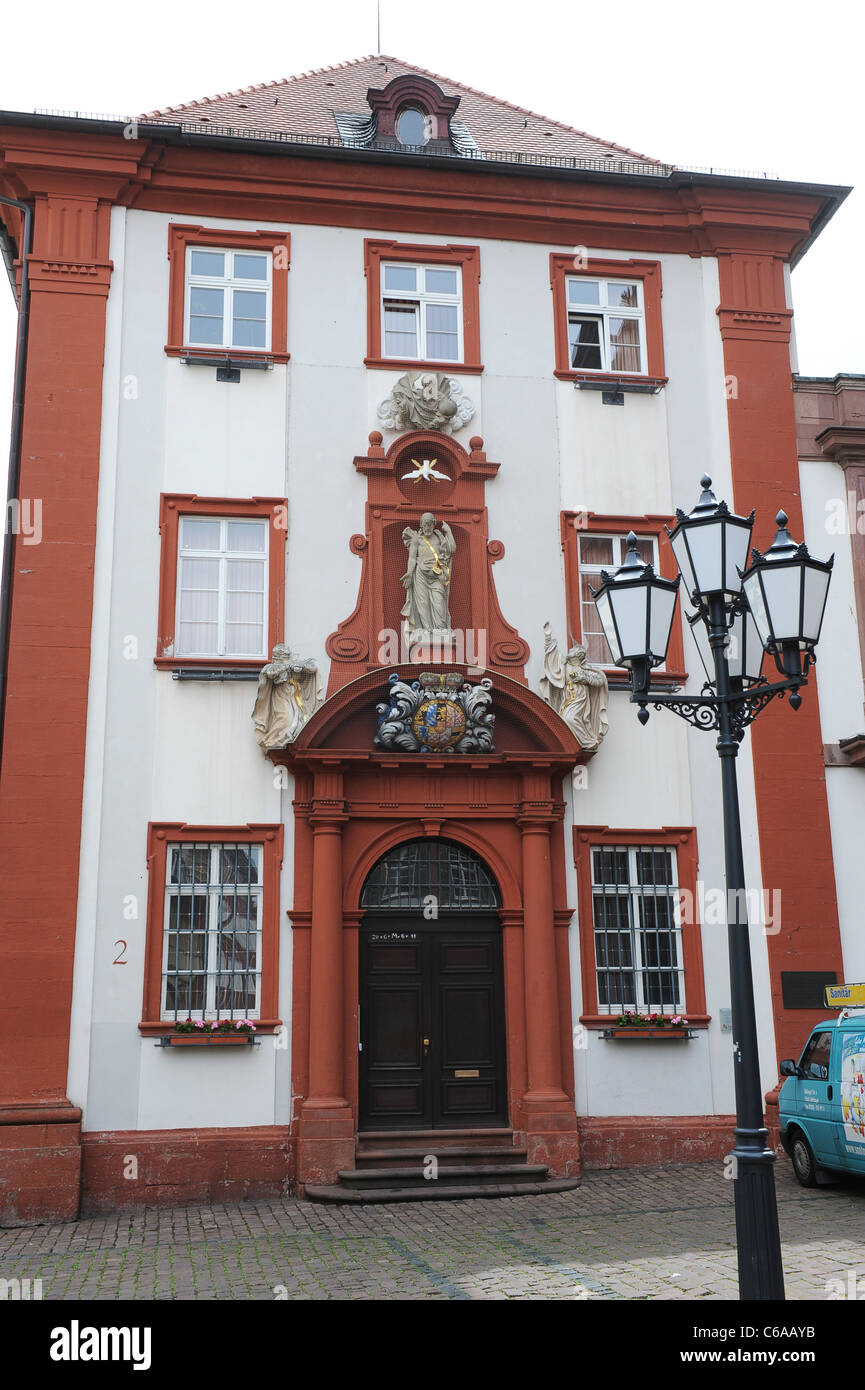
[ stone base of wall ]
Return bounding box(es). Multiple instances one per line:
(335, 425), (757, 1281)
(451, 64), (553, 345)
(577, 1115), (737, 1168)
(1, 1115), (759, 1222)
(80, 1126), (294, 1214)
(0, 1106), (82, 1226)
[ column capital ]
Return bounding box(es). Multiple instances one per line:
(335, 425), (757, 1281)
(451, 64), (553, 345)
(309, 803), (348, 832)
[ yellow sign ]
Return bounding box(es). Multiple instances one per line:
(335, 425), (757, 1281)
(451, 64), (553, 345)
(825, 982), (865, 1008)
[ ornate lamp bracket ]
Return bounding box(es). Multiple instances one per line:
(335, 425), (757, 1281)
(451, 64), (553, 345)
(633, 674), (808, 737)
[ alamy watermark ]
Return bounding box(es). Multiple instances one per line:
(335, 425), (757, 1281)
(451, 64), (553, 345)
(678, 883), (782, 935)
(376, 626), (487, 676)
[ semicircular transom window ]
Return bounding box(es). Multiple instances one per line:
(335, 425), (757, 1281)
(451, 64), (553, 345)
(361, 838), (501, 910)
(396, 107), (430, 147)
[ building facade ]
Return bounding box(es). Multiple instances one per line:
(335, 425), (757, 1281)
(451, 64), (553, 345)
(0, 56), (853, 1220)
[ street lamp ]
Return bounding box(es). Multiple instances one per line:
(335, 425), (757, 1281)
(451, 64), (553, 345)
(591, 475), (833, 1303)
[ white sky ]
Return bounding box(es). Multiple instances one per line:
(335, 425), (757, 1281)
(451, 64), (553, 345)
(1, 0), (863, 446)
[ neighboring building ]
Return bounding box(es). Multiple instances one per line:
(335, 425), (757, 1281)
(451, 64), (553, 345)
(0, 55), (853, 1221)
(794, 373), (865, 989)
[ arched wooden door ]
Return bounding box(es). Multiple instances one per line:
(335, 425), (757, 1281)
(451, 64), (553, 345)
(358, 839), (508, 1130)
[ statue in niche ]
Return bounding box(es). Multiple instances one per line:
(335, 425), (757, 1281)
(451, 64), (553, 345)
(377, 371), (475, 435)
(400, 513), (456, 641)
(539, 622), (609, 750)
(252, 645), (322, 748)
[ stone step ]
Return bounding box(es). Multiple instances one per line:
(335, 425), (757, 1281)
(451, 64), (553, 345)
(355, 1145), (529, 1169)
(357, 1128), (515, 1149)
(305, 1177), (581, 1204)
(338, 1163), (549, 1188)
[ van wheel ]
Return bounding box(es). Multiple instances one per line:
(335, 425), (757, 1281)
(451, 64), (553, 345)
(790, 1131), (818, 1188)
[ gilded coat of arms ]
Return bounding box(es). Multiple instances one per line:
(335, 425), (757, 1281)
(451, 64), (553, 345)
(374, 672), (495, 753)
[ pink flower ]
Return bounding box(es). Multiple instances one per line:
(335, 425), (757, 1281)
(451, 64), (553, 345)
(194, 1020), (204, 1030)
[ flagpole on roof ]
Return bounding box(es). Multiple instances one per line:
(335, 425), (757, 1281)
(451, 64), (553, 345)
(376, 0), (381, 54)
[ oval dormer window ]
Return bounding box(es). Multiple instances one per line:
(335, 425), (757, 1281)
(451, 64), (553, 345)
(396, 107), (429, 147)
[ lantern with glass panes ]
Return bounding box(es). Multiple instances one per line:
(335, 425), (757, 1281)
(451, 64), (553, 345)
(589, 476), (832, 730)
(589, 475), (833, 1304)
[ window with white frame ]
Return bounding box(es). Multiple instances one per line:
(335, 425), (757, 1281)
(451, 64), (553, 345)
(566, 277), (646, 374)
(381, 262), (463, 361)
(176, 516), (268, 658)
(162, 842), (262, 1020)
(185, 247), (272, 350)
(578, 533), (658, 665)
(591, 844), (684, 1014)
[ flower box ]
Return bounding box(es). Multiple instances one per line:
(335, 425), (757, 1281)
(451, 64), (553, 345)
(159, 1017), (258, 1047)
(603, 1027), (692, 1040)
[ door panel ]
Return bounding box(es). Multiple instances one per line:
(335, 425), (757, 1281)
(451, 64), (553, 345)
(359, 919), (507, 1130)
(835, 1028), (865, 1171)
(796, 1028), (836, 1165)
(360, 930), (432, 1128)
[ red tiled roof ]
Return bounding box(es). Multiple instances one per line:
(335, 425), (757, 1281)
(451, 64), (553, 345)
(143, 54), (662, 164)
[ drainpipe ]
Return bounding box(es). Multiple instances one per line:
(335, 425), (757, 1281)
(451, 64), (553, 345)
(0, 193), (33, 780)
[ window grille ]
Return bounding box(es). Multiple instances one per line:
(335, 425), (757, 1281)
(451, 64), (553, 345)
(361, 838), (501, 910)
(162, 842), (262, 1020)
(591, 844), (684, 1013)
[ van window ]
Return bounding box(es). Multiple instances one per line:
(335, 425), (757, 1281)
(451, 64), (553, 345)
(799, 1030), (833, 1080)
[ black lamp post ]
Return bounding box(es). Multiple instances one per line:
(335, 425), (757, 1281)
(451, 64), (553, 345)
(590, 477), (833, 1303)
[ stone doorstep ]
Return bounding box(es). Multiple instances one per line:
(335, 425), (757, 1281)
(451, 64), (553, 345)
(304, 1177), (582, 1204)
(339, 1163), (551, 1187)
(355, 1144), (529, 1168)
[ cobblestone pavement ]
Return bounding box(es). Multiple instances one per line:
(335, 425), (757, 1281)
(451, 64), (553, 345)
(2, 1156), (864, 1301)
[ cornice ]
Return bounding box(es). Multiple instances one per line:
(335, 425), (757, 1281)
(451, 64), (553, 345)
(814, 425), (865, 465)
(0, 122), (842, 266)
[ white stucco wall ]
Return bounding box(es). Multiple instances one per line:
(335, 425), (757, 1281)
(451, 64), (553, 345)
(68, 207), (782, 1133)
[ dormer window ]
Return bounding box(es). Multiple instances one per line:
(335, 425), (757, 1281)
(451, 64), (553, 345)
(396, 107), (429, 147)
(367, 74), (460, 150)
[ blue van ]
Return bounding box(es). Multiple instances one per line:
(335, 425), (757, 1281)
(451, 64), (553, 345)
(778, 1010), (865, 1186)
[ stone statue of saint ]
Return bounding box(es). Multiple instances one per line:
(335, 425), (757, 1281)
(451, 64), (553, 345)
(400, 513), (456, 637)
(252, 645), (322, 748)
(539, 622), (609, 750)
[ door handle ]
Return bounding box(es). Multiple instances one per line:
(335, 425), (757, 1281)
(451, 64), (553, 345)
(828, 1084), (833, 1100)
(423, 1037), (430, 1055)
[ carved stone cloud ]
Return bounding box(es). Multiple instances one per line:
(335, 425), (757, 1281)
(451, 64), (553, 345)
(377, 371), (475, 435)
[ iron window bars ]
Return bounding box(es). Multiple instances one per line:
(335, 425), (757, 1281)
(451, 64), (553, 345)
(361, 838), (501, 911)
(591, 845), (684, 1014)
(161, 842), (262, 1021)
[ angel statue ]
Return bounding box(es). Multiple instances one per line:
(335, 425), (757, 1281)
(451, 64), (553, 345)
(251, 644), (322, 749)
(539, 622), (609, 750)
(400, 512), (457, 638)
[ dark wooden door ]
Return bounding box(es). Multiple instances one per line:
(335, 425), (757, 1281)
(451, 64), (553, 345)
(359, 917), (507, 1130)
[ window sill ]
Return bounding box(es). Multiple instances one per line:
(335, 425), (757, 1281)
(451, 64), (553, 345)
(581, 1014), (710, 1030)
(364, 355), (484, 375)
(154, 658), (265, 680)
(140, 1019), (281, 1036)
(556, 370), (667, 390)
(605, 669), (688, 691)
(158, 1033), (260, 1048)
(165, 345), (290, 365)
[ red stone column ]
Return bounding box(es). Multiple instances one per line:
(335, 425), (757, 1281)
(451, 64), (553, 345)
(516, 772), (580, 1177)
(718, 251), (845, 1064)
(296, 765), (354, 1187)
(0, 191), (116, 1223)
(519, 818), (567, 1102)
